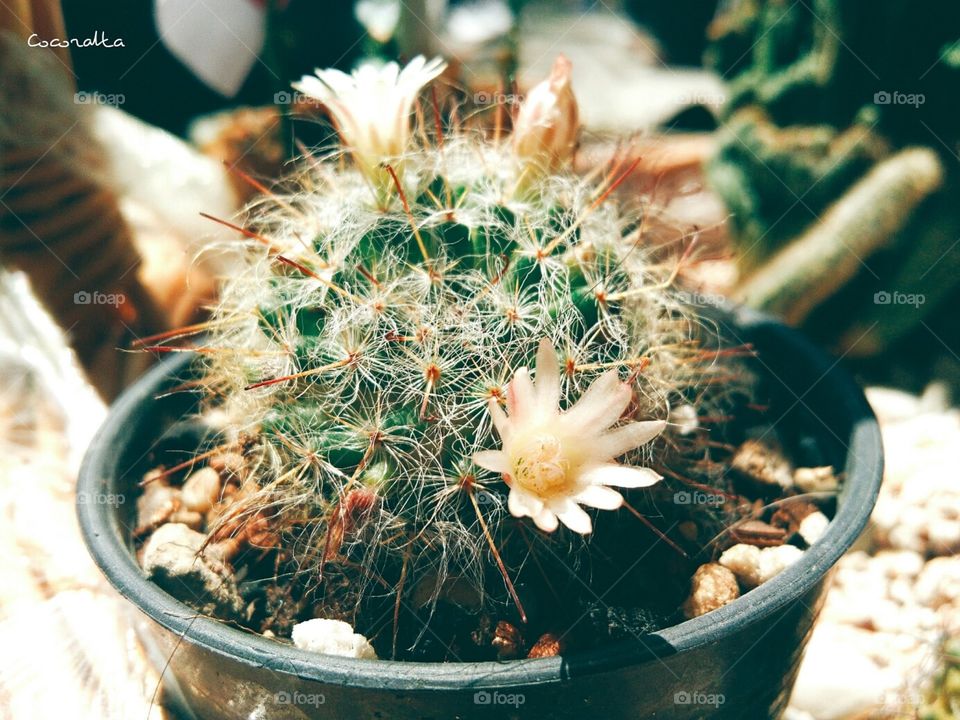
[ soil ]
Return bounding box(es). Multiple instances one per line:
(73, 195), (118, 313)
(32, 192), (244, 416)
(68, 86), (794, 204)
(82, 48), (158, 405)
(133, 370), (837, 662)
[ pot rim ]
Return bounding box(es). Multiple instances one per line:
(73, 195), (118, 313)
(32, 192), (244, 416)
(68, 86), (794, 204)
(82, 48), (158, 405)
(77, 306), (883, 691)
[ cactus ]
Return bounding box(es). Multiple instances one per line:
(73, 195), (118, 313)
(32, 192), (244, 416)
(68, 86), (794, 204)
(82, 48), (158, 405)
(188, 56), (732, 653)
(704, 0), (960, 355)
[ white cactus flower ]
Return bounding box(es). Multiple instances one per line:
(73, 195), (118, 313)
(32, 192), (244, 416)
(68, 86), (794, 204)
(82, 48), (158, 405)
(293, 55), (447, 202)
(473, 339), (665, 535)
(513, 54), (579, 173)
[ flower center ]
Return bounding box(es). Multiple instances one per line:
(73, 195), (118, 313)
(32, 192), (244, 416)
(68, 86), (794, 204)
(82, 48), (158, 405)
(512, 434), (570, 495)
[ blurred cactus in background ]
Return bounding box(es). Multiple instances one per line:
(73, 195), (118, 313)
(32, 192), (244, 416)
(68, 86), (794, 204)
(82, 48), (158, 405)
(705, 0), (960, 359)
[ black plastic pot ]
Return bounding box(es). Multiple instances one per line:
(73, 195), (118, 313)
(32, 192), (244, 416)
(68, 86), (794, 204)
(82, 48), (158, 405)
(78, 306), (883, 720)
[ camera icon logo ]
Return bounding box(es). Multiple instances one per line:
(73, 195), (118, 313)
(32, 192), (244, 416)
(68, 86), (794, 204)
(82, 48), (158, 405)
(474, 691), (492, 705)
(873, 290), (891, 304)
(873, 91), (891, 105)
(74, 290), (91, 304)
(274, 91), (293, 104)
(475, 490), (501, 506)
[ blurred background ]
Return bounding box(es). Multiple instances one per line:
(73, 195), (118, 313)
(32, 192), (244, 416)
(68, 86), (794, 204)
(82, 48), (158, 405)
(0, 1), (958, 719)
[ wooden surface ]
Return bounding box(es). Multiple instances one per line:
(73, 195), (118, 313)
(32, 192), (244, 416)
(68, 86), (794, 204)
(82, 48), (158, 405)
(0, 271), (173, 720)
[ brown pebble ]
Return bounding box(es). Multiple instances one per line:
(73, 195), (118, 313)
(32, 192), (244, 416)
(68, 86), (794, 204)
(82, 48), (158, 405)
(140, 468), (168, 486)
(527, 632), (563, 658)
(683, 563), (740, 618)
(731, 439), (793, 488)
(181, 467), (223, 513)
(491, 620), (523, 659)
(208, 452), (246, 484)
(208, 537), (243, 562)
(135, 484), (179, 536)
(243, 514), (281, 549)
(771, 500), (819, 536)
(729, 519), (787, 547)
(169, 508), (204, 530)
(470, 615), (494, 647)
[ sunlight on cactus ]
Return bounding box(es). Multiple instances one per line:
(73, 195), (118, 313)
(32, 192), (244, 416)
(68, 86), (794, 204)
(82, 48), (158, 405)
(191, 54), (735, 652)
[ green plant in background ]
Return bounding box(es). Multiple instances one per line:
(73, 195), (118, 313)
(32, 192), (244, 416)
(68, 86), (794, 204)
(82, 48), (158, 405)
(196, 55), (728, 652)
(918, 639), (960, 720)
(705, 0), (960, 356)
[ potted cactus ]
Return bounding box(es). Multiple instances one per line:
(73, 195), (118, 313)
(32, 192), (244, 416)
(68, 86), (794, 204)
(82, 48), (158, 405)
(78, 56), (883, 719)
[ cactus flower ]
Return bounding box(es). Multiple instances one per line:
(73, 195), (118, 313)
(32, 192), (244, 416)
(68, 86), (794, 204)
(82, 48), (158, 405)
(473, 340), (665, 534)
(513, 55), (579, 173)
(294, 55), (447, 202)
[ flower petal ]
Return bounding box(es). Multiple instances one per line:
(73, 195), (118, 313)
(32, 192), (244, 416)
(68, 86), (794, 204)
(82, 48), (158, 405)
(532, 505), (559, 532)
(473, 450), (510, 474)
(562, 370), (631, 431)
(581, 463), (662, 488)
(398, 55), (447, 93)
(574, 484), (624, 510)
(508, 487), (543, 519)
(507, 367), (535, 421)
(534, 338), (561, 413)
(292, 75), (333, 102)
(488, 398), (511, 441)
(595, 420), (666, 460)
(551, 498), (593, 534)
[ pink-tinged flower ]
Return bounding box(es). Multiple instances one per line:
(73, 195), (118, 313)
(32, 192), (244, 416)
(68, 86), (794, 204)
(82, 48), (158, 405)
(513, 55), (579, 172)
(473, 340), (665, 535)
(293, 56), (447, 200)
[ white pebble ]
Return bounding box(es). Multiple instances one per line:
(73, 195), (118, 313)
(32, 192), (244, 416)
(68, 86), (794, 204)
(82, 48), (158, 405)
(927, 518), (960, 551)
(798, 511), (829, 546)
(718, 543), (762, 588)
(865, 387), (921, 424)
(141, 523), (244, 615)
(719, 543), (804, 588)
(757, 545), (804, 584)
(793, 466), (838, 493)
(790, 627), (894, 719)
(874, 550), (925, 579)
(291, 619), (378, 659)
(915, 557), (960, 607)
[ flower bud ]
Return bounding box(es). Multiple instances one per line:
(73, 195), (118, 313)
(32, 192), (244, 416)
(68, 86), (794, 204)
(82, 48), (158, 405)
(513, 55), (579, 173)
